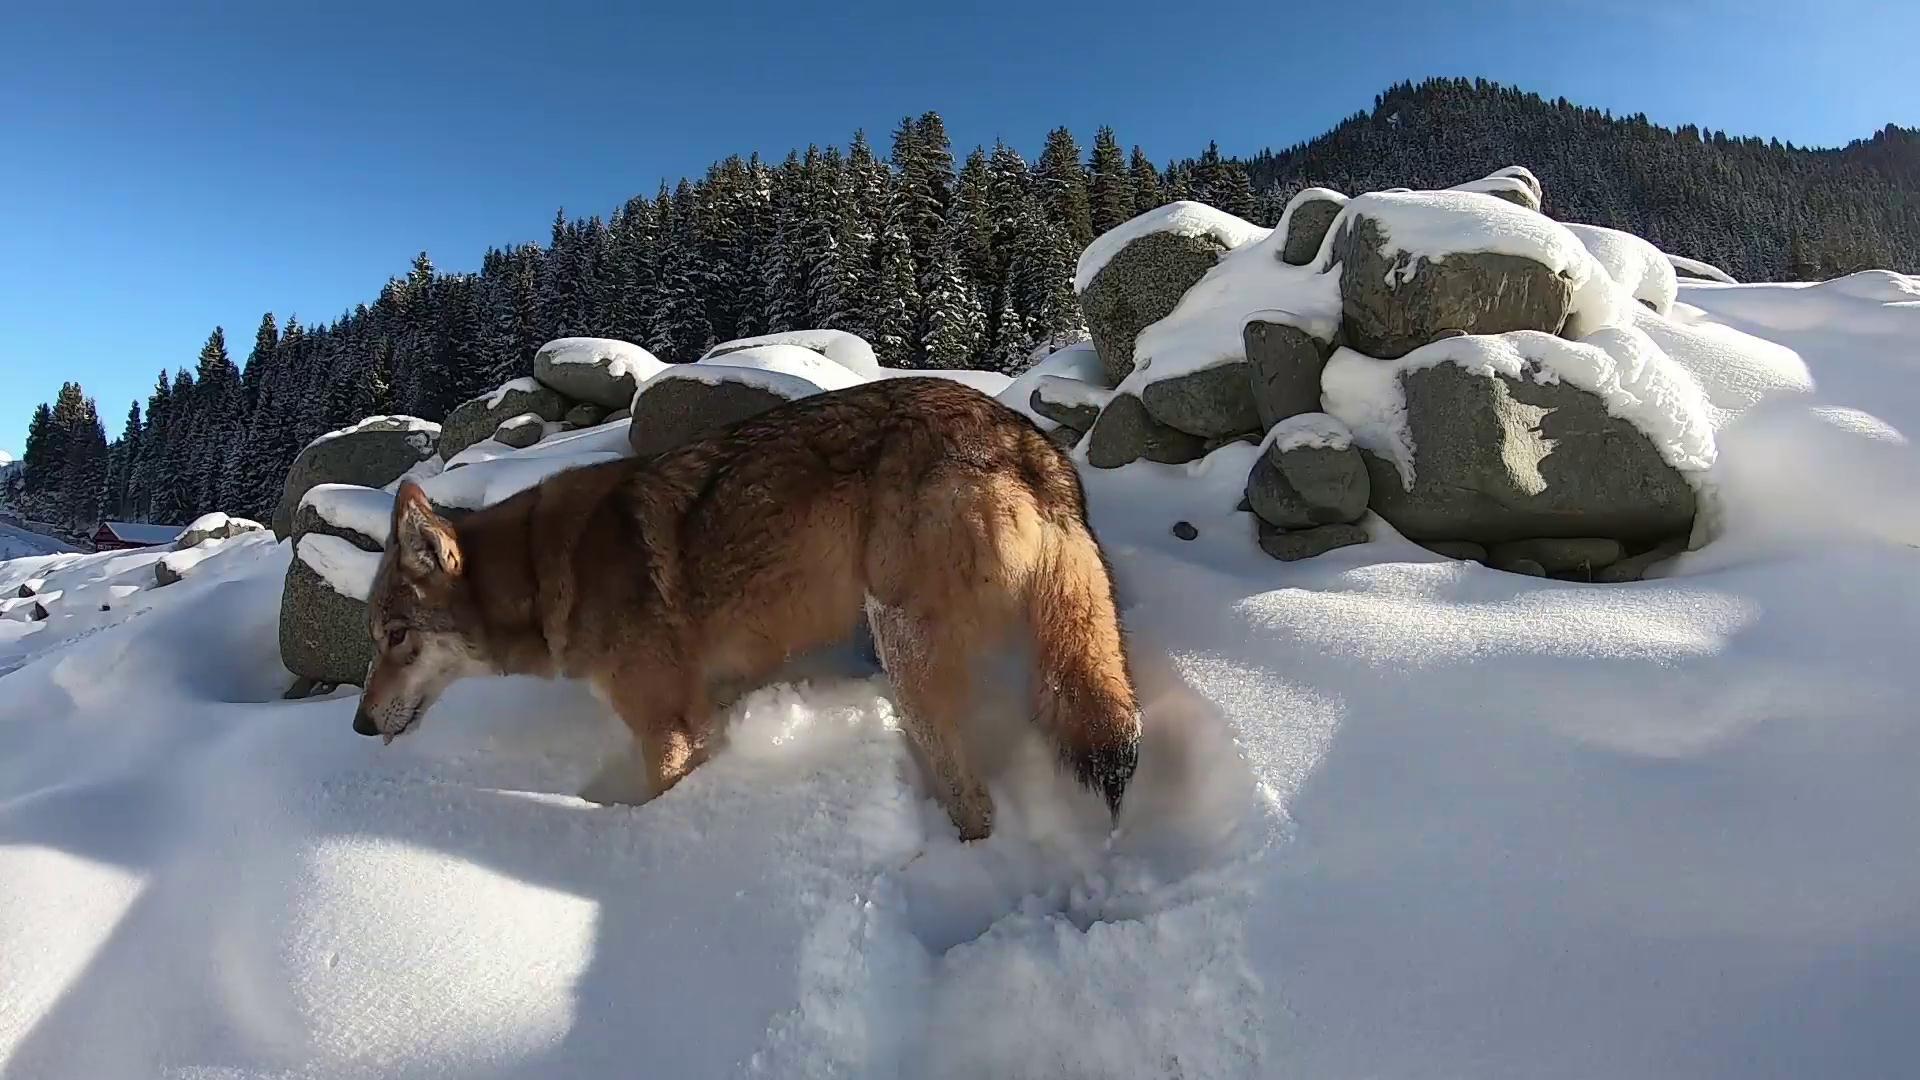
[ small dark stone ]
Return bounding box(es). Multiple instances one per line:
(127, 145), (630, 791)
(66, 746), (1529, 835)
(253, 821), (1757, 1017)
(1171, 521), (1198, 541)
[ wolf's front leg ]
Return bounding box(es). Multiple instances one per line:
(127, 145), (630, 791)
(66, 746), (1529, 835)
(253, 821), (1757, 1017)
(584, 668), (712, 805)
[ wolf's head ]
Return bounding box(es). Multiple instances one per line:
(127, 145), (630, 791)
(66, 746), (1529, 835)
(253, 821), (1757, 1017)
(352, 480), (489, 742)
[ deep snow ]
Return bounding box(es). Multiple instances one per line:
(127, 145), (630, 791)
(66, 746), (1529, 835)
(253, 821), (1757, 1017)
(3, 275), (1919, 1078)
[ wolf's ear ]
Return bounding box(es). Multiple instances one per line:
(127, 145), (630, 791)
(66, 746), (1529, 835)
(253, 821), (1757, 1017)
(392, 480), (462, 581)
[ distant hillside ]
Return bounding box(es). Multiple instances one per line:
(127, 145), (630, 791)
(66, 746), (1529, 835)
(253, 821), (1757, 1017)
(1226, 78), (1918, 281)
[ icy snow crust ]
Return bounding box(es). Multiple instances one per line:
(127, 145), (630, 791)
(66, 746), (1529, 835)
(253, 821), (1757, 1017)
(4, 285), (1920, 1077)
(1073, 200), (1270, 293)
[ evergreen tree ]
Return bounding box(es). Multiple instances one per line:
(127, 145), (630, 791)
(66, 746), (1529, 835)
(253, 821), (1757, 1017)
(1035, 126), (1094, 248)
(1128, 146), (1164, 215)
(919, 216), (985, 369)
(1088, 126), (1132, 235)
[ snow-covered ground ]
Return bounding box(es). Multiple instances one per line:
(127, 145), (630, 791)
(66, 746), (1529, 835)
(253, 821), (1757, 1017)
(3, 277), (1919, 1077)
(0, 520), (75, 562)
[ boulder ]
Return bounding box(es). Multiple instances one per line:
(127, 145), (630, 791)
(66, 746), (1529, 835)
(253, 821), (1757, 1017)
(1256, 521), (1369, 562)
(564, 402), (609, 430)
(1419, 540), (1490, 562)
(271, 416), (439, 540)
(1246, 441), (1369, 530)
(1595, 537), (1688, 583)
(1501, 558), (1547, 578)
(532, 337), (665, 408)
(1139, 362), (1261, 439)
(1029, 377), (1105, 432)
(279, 536), (380, 687)
(493, 413), (545, 449)
(1045, 426), (1084, 450)
(1083, 394), (1208, 469)
(439, 379), (567, 461)
(1334, 213), (1574, 359)
(1363, 362), (1696, 544)
(154, 559), (184, 588)
(292, 484), (392, 550)
(1279, 188), (1348, 266)
(175, 512), (263, 550)
(1487, 538), (1623, 576)
(1171, 521), (1198, 541)
(1244, 317), (1335, 428)
(605, 407), (631, 424)
(1081, 230), (1231, 385)
(628, 372), (804, 457)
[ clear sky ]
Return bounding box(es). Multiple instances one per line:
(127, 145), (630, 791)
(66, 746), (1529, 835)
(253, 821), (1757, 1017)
(3, 0), (1914, 453)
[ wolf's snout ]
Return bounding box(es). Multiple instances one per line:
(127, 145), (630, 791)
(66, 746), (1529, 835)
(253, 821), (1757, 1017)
(352, 706), (380, 737)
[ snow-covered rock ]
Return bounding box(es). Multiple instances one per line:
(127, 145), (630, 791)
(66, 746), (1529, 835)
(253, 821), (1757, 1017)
(1277, 187), (1349, 266)
(562, 402), (609, 430)
(271, 415), (440, 540)
(1243, 311), (1337, 428)
(1331, 190), (1583, 358)
(703, 328), (881, 379)
(174, 511), (263, 550)
(1566, 222), (1679, 314)
(1028, 375), (1111, 433)
(533, 337), (667, 408)
(1082, 393), (1207, 469)
(295, 483), (394, 550)
(280, 533), (380, 686)
(695, 343), (866, 392)
(440, 378), (567, 461)
(1077, 202), (1267, 384)
(1255, 518), (1370, 561)
(1245, 416), (1369, 531)
(494, 412), (547, 449)
(628, 364), (818, 457)
(1449, 173), (1542, 211)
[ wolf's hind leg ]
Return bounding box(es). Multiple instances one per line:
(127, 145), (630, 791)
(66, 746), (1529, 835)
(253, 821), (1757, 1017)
(866, 598), (995, 841)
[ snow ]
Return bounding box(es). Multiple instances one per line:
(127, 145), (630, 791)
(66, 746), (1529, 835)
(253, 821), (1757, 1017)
(297, 532), (380, 600)
(1321, 326), (1717, 488)
(485, 377), (544, 411)
(1666, 252), (1738, 284)
(1565, 221), (1679, 313)
(157, 537), (230, 579)
(1074, 200), (1269, 294)
(1333, 189), (1590, 282)
(535, 337), (667, 382)
(1120, 228), (1341, 395)
(694, 343), (867, 392)
(300, 483), (396, 547)
(703, 329), (882, 379)
(1260, 412), (1351, 453)
(6, 279), (1920, 1077)
(1275, 187), (1348, 249)
(0, 521), (73, 560)
(872, 368), (1014, 395)
(654, 359), (830, 401)
(998, 341), (1107, 428)
(1033, 375), (1113, 412)
(1447, 174), (1537, 205)
(310, 414), (439, 449)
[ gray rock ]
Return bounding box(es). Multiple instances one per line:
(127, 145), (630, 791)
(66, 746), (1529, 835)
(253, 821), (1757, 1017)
(1247, 443), (1370, 529)
(533, 340), (648, 408)
(1140, 362), (1261, 438)
(17, 580), (42, 598)
(606, 407), (632, 423)
(493, 413), (546, 449)
(439, 381), (567, 462)
(1171, 521), (1198, 541)
(1045, 425), (1084, 450)
(1081, 230), (1230, 385)
(291, 486), (389, 551)
(1595, 537), (1688, 583)
(1487, 538), (1623, 576)
(1334, 215), (1574, 359)
(1419, 540), (1489, 562)
(564, 402), (610, 429)
(628, 376), (795, 457)
(271, 418), (440, 540)
(1256, 521), (1369, 562)
(1281, 192), (1346, 266)
(1501, 558), (1547, 578)
(1029, 383), (1101, 432)
(176, 514), (263, 550)
(282, 676), (325, 700)
(1363, 363), (1696, 544)
(154, 559), (183, 588)
(1083, 394), (1208, 469)
(1244, 318), (1335, 428)
(278, 548), (375, 686)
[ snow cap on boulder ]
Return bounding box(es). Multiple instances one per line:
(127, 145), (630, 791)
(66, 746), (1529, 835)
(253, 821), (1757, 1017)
(533, 337), (667, 408)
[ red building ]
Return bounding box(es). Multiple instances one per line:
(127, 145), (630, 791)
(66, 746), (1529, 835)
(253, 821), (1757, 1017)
(91, 521), (185, 551)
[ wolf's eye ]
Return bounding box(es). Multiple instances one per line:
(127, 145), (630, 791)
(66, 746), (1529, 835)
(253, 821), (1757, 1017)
(386, 627), (410, 650)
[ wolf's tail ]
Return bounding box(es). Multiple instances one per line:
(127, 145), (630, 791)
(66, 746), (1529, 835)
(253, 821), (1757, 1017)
(1024, 519), (1142, 821)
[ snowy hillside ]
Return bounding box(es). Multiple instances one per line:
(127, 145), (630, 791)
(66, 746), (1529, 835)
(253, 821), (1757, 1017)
(4, 268), (1920, 1077)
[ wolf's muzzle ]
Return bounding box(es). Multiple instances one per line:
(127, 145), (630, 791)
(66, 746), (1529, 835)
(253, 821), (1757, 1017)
(352, 707), (380, 737)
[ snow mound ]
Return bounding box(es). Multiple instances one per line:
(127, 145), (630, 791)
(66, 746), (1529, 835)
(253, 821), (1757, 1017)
(1261, 412), (1352, 453)
(535, 337), (667, 381)
(301, 483), (396, 546)
(1566, 222), (1679, 314)
(1666, 253), (1737, 284)
(703, 329), (882, 378)
(1075, 200), (1270, 293)
(692, 343), (866, 392)
(1322, 326), (1717, 486)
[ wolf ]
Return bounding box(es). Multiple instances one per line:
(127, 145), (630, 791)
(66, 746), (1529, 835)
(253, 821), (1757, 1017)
(352, 377), (1140, 840)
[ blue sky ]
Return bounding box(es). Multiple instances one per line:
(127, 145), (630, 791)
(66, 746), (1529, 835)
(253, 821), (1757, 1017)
(3, 0), (1914, 453)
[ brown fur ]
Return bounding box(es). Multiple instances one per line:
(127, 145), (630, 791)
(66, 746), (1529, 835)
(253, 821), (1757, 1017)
(354, 377), (1140, 839)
